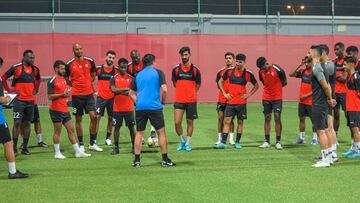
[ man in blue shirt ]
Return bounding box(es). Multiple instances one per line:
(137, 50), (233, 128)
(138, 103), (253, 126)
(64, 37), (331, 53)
(129, 54), (175, 167)
(0, 57), (29, 179)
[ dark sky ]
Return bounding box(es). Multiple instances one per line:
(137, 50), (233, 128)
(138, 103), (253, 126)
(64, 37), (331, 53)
(0, 0), (358, 16)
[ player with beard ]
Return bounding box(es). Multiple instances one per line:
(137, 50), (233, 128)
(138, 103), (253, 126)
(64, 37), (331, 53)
(66, 43), (100, 152)
(95, 50), (118, 146)
(48, 60), (91, 159)
(172, 47), (201, 152)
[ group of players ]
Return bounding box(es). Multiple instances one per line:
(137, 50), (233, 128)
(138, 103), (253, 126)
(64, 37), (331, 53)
(214, 43), (360, 168)
(0, 42), (359, 179)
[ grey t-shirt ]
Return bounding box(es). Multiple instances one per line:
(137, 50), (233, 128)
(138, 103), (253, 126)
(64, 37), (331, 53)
(324, 60), (336, 98)
(312, 62), (329, 105)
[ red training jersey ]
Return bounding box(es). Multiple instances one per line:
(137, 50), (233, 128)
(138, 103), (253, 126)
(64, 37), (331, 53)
(295, 68), (312, 105)
(110, 73), (134, 112)
(259, 64), (287, 101)
(222, 67), (257, 105)
(66, 57), (96, 96)
(172, 63), (201, 103)
(47, 76), (69, 113)
(346, 72), (360, 112)
(216, 67), (232, 104)
(1, 62), (41, 101)
(127, 61), (144, 77)
(96, 64), (118, 99)
(334, 57), (347, 94)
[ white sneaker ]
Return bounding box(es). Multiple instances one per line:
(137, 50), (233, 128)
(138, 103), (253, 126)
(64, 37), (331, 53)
(259, 142), (271, 148)
(54, 153), (66, 160)
(214, 139), (221, 145)
(312, 160), (330, 168)
(229, 138), (235, 145)
(79, 145), (85, 153)
(105, 139), (112, 146)
(275, 143), (283, 150)
(89, 144), (103, 152)
(75, 151), (91, 158)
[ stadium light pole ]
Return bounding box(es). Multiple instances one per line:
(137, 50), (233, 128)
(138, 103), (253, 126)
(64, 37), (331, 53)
(125, 0), (129, 33)
(265, 0), (268, 34)
(52, 0), (55, 32)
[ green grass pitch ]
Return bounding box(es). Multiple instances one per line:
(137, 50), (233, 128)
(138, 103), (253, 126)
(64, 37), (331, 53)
(0, 102), (358, 202)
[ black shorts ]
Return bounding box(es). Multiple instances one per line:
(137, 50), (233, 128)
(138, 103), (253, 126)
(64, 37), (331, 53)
(262, 100), (282, 115)
(334, 93), (346, 111)
(298, 103), (312, 118)
(50, 110), (72, 124)
(31, 104), (40, 123)
(312, 105), (328, 130)
(135, 110), (165, 132)
(216, 102), (227, 112)
(347, 111), (360, 128)
(13, 99), (34, 121)
(113, 111), (135, 128)
(0, 123), (12, 144)
(224, 104), (247, 120)
(174, 102), (198, 120)
(96, 97), (114, 117)
(71, 94), (96, 116)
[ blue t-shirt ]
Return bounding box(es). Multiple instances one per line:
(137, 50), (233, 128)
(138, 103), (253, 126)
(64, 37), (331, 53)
(130, 66), (166, 111)
(0, 81), (6, 125)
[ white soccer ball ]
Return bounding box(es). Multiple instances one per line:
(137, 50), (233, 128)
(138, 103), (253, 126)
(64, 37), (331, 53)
(147, 137), (159, 148)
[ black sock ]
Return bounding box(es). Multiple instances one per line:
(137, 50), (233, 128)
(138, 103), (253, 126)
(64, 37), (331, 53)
(78, 136), (83, 146)
(276, 136), (281, 143)
(162, 153), (168, 161)
(13, 138), (18, 149)
(22, 138), (29, 149)
(115, 141), (119, 148)
(236, 133), (242, 143)
(90, 133), (97, 145)
(265, 134), (270, 143)
(106, 132), (111, 140)
(134, 154), (140, 162)
(221, 133), (228, 144)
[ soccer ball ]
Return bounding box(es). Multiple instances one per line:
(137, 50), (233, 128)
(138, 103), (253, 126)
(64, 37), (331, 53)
(147, 137), (159, 148)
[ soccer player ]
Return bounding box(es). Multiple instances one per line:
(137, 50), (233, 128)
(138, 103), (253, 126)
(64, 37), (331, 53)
(319, 44), (338, 161)
(215, 52), (235, 145)
(66, 43), (102, 152)
(95, 50), (118, 146)
(1, 49), (41, 155)
(129, 54), (175, 167)
(289, 56), (317, 144)
(256, 57), (287, 150)
(128, 49), (157, 142)
(342, 56), (360, 158)
(215, 53), (259, 149)
(172, 46), (201, 152)
(19, 66), (48, 148)
(333, 42), (347, 139)
(346, 46), (360, 72)
(0, 56), (29, 179)
(110, 58), (135, 155)
(48, 60), (91, 159)
(309, 45), (336, 168)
